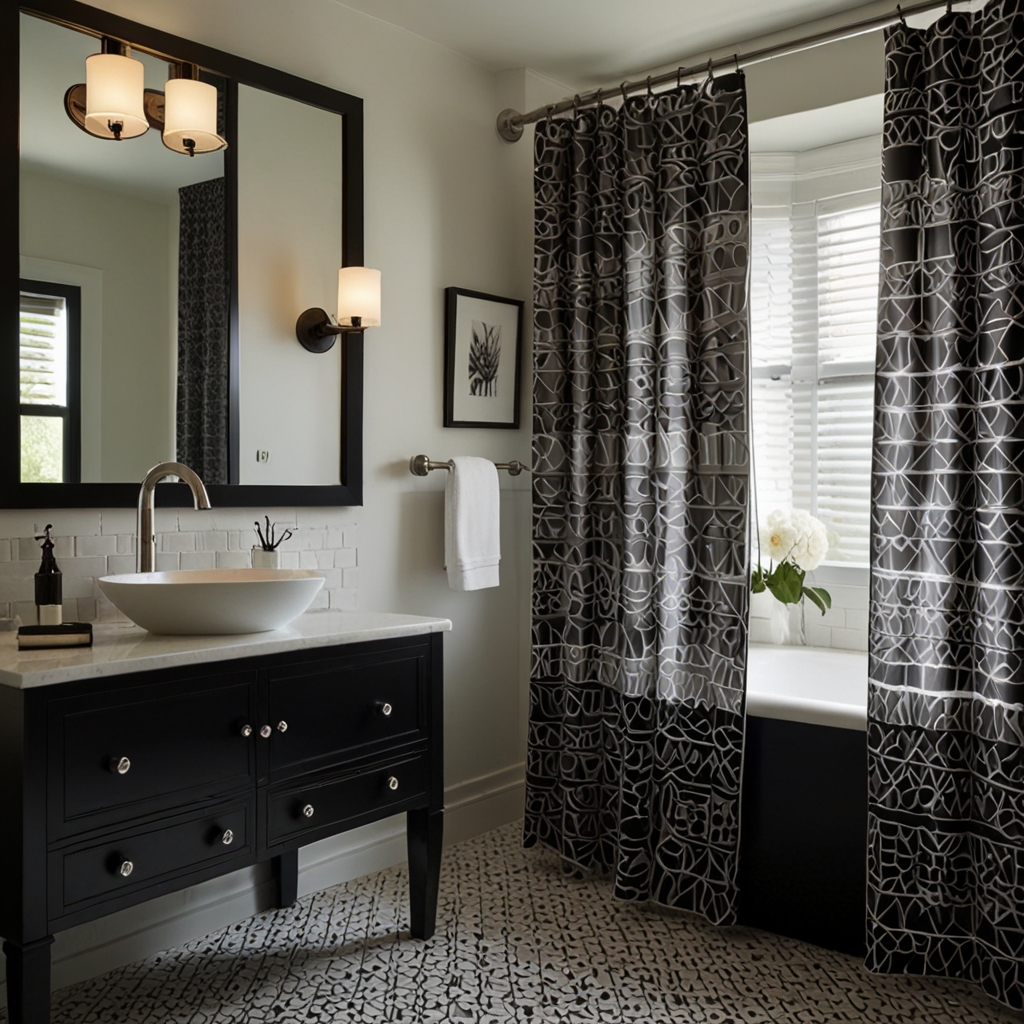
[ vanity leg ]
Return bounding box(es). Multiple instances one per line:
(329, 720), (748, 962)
(272, 849), (299, 909)
(3, 936), (54, 1024)
(407, 808), (443, 940)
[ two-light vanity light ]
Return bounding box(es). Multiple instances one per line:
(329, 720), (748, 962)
(64, 39), (226, 157)
(295, 268), (382, 353)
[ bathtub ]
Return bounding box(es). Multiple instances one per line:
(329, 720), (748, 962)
(746, 643), (868, 731)
(739, 642), (868, 956)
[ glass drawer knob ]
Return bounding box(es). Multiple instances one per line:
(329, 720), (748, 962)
(277, 721), (288, 733)
(302, 804), (315, 818)
(119, 860), (134, 878)
(110, 757), (131, 775)
(260, 725), (272, 739)
(387, 776), (399, 791)
(379, 702), (393, 717)
(221, 829), (234, 845)
(241, 724), (253, 738)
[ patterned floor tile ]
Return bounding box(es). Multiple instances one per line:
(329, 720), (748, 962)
(0, 822), (1018, 1023)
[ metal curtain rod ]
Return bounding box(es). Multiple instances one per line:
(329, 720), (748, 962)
(496, 0), (960, 142)
(409, 455), (527, 477)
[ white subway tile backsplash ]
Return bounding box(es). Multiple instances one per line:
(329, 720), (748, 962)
(76, 535), (118, 557)
(0, 538), (10, 561)
(107, 555), (136, 575)
(215, 550), (251, 570)
(334, 547), (357, 568)
(748, 575), (869, 653)
(180, 551), (217, 570)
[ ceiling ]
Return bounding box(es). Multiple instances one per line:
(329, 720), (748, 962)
(330, 0), (890, 90)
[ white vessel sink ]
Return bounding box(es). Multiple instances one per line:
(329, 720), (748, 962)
(98, 569), (325, 635)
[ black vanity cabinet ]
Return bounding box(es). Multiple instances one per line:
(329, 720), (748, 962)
(0, 631), (444, 1024)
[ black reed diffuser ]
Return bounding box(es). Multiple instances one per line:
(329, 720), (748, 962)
(252, 517), (293, 568)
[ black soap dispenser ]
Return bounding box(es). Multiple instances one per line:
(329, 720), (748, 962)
(34, 524), (63, 626)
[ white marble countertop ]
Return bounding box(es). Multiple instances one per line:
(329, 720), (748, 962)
(0, 610), (452, 690)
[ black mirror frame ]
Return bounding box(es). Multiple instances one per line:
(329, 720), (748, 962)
(0, 0), (364, 509)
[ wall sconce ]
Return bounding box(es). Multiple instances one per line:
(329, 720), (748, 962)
(81, 39), (149, 141)
(64, 49), (226, 157)
(295, 268), (382, 353)
(162, 63), (227, 157)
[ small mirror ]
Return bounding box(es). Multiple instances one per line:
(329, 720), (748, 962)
(19, 12), (229, 484)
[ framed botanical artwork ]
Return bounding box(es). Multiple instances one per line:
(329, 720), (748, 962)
(444, 287), (523, 429)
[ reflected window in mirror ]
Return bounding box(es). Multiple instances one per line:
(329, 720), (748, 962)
(19, 280), (81, 484)
(19, 12), (229, 485)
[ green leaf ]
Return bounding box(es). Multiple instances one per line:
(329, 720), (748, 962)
(766, 560), (804, 605)
(751, 564), (766, 594)
(802, 586), (832, 614)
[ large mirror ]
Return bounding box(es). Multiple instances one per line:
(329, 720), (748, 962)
(1, 0), (364, 507)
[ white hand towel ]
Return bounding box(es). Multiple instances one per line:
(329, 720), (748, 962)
(445, 456), (500, 591)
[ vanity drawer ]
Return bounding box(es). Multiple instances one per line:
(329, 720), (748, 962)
(266, 753), (427, 847)
(265, 647), (427, 777)
(49, 673), (256, 835)
(51, 800), (252, 919)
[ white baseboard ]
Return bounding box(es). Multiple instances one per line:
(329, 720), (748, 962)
(0, 762), (525, 1003)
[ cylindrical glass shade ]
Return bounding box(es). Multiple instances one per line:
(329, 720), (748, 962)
(337, 267), (381, 327)
(162, 77), (227, 156)
(84, 52), (148, 139)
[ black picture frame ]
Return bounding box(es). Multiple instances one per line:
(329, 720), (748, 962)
(1, 0), (365, 509)
(443, 287), (523, 429)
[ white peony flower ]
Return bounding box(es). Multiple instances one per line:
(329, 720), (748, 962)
(792, 513), (830, 571)
(758, 507), (833, 571)
(760, 508), (796, 562)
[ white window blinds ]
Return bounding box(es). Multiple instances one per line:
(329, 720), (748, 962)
(750, 154), (881, 568)
(20, 291), (68, 407)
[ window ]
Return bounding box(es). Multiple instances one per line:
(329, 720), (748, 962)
(749, 144), (881, 567)
(20, 279), (81, 484)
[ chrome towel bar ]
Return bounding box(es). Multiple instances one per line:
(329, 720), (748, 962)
(409, 454), (527, 477)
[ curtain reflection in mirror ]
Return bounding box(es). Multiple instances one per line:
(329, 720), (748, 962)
(176, 176), (228, 484)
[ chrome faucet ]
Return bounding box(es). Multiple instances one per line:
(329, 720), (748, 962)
(136, 462), (212, 573)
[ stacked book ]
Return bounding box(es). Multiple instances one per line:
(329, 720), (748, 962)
(17, 622), (93, 650)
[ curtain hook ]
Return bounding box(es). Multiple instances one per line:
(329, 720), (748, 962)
(677, 66), (683, 90)
(595, 88), (603, 110)
(896, 3), (907, 26)
(707, 58), (715, 80)
(620, 81), (630, 105)
(734, 53), (741, 75)
(573, 94), (580, 119)
(946, 0), (953, 12)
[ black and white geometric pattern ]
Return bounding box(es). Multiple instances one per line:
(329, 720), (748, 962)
(176, 176), (230, 485)
(527, 77), (751, 925)
(7, 822), (1017, 1023)
(868, 1), (1024, 1010)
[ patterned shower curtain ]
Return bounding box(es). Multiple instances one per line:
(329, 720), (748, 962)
(176, 176), (229, 484)
(525, 75), (751, 925)
(868, 2), (1024, 1008)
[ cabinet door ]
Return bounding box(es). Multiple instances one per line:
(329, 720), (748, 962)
(49, 671), (257, 838)
(263, 643), (428, 780)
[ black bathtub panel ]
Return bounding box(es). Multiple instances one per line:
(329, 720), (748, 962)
(738, 715), (867, 956)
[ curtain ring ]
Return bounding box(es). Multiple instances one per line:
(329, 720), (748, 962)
(646, 75), (653, 101)
(677, 66), (683, 89)
(707, 58), (714, 80)
(734, 53), (741, 74)
(595, 88), (603, 110)
(573, 94), (580, 119)
(620, 81), (630, 105)
(896, 3), (907, 26)
(946, 0), (953, 12)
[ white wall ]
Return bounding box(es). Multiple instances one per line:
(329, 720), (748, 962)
(0, 0), (539, 1001)
(20, 169), (175, 482)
